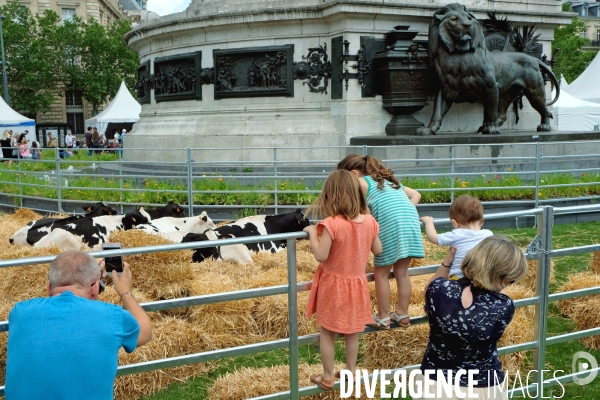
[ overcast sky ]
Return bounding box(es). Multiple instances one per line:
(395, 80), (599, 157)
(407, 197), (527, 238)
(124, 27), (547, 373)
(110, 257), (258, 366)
(146, 0), (191, 16)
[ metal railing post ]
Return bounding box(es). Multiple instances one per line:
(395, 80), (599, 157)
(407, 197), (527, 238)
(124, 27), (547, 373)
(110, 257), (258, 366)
(450, 146), (455, 203)
(274, 148), (278, 215)
(533, 205), (553, 396)
(55, 148), (62, 213)
(17, 149), (22, 208)
(362, 144), (368, 156)
(118, 149), (124, 214)
(187, 148), (194, 217)
(535, 143), (541, 208)
(287, 238), (299, 400)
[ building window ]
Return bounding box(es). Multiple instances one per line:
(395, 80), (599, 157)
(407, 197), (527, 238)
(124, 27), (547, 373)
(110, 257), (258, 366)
(597, 29), (600, 42)
(582, 7), (589, 16)
(581, 31), (588, 39)
(62, 8), (76, 24)
(65, 91), (84, 134)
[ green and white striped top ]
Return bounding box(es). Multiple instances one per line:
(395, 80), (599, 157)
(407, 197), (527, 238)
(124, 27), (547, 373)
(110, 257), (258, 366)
(365, 176), (425, 266)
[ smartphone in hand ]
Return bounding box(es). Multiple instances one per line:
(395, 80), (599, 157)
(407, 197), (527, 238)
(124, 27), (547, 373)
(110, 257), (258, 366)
(102, 242), (123, 276)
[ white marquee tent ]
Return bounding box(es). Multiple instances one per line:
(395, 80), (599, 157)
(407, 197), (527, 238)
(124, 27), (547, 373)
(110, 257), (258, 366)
(560, 74), (569, 90)
(553, 88), (600, 131)
(562, 51), (600, 103)
(85, 81), (142, 135)
(0, 96), (36, 143)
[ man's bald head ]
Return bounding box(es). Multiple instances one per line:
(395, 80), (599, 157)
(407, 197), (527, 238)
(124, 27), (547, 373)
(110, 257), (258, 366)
(49, 250), (100, 290)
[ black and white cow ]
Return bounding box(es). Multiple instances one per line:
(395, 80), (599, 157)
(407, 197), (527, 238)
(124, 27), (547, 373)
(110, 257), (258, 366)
(9, 202), (118, 245)
(135, 211), (216, 234)
(35, 210), (149, 249)
(161, 230), (253, 264)
(213, 209), (309, 254)
(145, 201), (186, 220)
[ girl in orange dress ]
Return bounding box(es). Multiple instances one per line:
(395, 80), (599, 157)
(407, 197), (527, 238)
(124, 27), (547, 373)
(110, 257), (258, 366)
(303, 169), (382, 391)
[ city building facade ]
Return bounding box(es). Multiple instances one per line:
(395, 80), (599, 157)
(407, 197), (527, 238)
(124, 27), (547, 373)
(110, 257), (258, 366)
(569, 1), (600, 50)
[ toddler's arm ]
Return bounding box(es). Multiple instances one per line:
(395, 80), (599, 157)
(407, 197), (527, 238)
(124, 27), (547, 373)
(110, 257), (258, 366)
(403, 186), (421, 207)
(419, 216), (439, 244)
(371, 236), (382, 256)
(303, 225), (332, 262)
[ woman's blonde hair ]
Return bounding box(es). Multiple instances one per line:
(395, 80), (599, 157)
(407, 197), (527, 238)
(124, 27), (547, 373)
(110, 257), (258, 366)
(2, 130), (10, 140)
(306, 169), (367, 221)
(461, 236), (527, 292)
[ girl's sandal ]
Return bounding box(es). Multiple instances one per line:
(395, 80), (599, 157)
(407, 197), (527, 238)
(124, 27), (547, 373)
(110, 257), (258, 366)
(366, 314), (391, 330)
(310, 373), (335, 391)
(390, 311), (410, 327)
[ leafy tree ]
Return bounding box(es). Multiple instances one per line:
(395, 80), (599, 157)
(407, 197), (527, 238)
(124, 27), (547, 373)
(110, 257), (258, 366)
(64, 18), (138, 113)
(0, 1), (138, 116)
(0, 3), (67, 115)
(552, 16), (598, 84)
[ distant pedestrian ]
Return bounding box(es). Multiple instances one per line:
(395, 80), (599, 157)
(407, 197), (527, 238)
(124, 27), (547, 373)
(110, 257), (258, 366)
(19, 139), (31, 159)
(65, 131), (74, 148)
(31, 141), (42, 160)
(85, 127), (93, 156)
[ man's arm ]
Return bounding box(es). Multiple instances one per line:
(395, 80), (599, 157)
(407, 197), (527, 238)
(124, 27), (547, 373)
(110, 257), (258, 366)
(112, 263), (152, 347)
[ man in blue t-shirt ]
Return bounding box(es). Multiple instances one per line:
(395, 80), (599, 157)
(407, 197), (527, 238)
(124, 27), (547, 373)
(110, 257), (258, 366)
(5, 250), (152, 400)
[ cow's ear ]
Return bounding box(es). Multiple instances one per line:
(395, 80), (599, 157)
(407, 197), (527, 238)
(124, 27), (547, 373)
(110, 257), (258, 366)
(177, 208), (181, 212)
(202, 215), (208, 222)
(85, 206), (92, 212)
(132, 217), (137, 223)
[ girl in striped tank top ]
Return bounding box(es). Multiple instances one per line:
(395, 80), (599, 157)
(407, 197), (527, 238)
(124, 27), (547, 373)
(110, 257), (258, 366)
(338, 155), (425, 329)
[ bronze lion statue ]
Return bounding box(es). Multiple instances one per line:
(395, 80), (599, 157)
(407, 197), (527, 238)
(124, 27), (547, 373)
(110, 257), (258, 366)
(416, 3), (559, 135)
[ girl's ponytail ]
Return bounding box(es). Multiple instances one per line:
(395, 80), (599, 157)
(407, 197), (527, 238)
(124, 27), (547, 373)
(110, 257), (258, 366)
(365, 156), (400, 190)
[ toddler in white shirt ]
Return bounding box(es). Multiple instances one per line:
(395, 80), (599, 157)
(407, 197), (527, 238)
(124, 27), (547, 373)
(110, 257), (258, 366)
(420, 195), (492, 279)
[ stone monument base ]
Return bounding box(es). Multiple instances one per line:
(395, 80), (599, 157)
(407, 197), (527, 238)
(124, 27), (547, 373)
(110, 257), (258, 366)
(349, 131), (600, 175)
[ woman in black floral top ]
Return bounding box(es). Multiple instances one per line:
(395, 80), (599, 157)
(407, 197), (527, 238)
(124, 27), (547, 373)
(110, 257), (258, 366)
(414, 236), (527, 399)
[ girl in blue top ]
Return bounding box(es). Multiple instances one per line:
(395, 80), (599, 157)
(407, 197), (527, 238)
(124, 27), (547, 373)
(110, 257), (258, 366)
(338, 154), (425, 329)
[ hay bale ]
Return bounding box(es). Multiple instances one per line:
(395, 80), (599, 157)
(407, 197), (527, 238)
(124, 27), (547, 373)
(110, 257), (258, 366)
(520, 259), (556, 290)
(556, 272), (600, 350)
(498, 285), (536, 375)
(108, 230), (195, 300)
(187, 271), (259, 344)
(362, 304), (429, 371)
(556, 272), (600, 317)
(591, 251), (600, 274)
(114, 315), (215, 400)
(254, 291), (319, 338)
(209, 362), (375, 400)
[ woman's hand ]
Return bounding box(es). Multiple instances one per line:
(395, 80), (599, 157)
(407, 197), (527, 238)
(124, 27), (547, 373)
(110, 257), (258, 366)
(426, 246), (458, 290)
(442, 245), (457, 268)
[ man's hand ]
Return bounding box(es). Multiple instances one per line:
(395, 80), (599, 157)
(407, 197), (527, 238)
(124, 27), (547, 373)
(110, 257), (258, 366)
(97, 259), (107, 280)
(108, 261), (152, 347)
(111, 262), (132, 297)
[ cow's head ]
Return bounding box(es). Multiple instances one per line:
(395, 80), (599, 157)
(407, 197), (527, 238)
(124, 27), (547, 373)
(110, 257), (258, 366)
(138, 207), (152, 221)
(83, 202), (118, 216)
(200, 211), (217, 229)
(295, 209), (310, 230)
(167, 200), (185, 215)
(122, 210), (150, 230)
